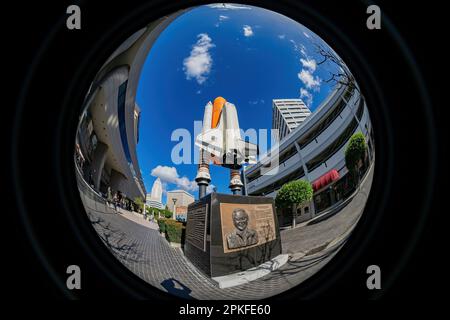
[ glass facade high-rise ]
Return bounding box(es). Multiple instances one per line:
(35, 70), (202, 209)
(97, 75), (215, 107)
(272, 99), (311, 140)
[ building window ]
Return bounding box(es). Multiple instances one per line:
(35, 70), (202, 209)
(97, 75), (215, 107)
(136, 112), (141, 143)
(247, 171), (260, 183)
(250, 167), (305, 196)
(314, 190), (332, 213)
(297, 98), (348, 149)
(306, 118), (359, 172)
(278, 146), (297, 164)
(117, 80), (136, 177)
(356, 96), (365, 120)
(343, 85), (355, 102)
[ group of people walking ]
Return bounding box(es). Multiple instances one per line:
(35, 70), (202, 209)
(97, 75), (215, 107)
(106, 187), (133, 211)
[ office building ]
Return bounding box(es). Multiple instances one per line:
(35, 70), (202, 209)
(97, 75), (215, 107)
(272, 99), (311, 140)
(166, 190), (195, 213)
(244, 83), (375, 227)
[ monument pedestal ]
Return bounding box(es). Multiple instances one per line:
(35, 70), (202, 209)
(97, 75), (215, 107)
(184, 193), (282, 278)
(211, 253), (289, 288)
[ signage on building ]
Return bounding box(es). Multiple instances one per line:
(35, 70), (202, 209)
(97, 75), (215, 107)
(185, 203), (208, 252)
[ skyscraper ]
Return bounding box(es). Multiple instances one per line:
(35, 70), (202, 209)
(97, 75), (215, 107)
(151, 177), (162, 202)
(146, 177), (164, 209)
(272, 99), (311, 140)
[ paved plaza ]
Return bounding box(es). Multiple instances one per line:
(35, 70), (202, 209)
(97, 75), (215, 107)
(84, 165), (373, 299)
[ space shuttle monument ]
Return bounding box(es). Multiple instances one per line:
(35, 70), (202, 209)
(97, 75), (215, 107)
(184, 97), (282, 285)
(195, 96), (258, 198)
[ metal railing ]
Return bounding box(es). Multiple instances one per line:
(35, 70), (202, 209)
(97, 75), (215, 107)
(75, 159), (116, 214)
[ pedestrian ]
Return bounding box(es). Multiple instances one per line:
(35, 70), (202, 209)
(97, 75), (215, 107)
(113, 192), (118, 211)
(106, 186), (112, 205)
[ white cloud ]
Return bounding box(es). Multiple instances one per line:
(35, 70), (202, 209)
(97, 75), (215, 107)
(300, 88), (313, 107)
(278, 34), (286, 39)
(299, 44), (307, 57)
(248, 99), (265, 105)
(300, 58), (317, 72)
(176, 176), (198, 192)
(298, 69), (321, 90)
(290, 38), (321, 101)
(243, 25), (253, 37)
(289, 39), (308, 57)
(215, 15), (229, 27)
(151, 165), (178, 183)
(151, 165), (198, 192)
(289, 39), (306, 55)
(303, 31), (311, 38)
(208, 3), (251, 10)
(183, 33), (215, 84)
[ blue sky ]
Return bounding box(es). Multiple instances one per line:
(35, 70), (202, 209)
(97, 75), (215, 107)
(136, 3), (342, 204)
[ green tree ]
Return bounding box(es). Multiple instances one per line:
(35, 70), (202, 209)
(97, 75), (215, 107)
(275, 180), (313, 228)
(345, 132), (367, 184)
(133, 197), (144, 213)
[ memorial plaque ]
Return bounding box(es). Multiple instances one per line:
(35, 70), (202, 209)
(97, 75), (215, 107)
(184, 193), (282, 278)
(185, 202), (208, 251)
(220, 203), (276, 253)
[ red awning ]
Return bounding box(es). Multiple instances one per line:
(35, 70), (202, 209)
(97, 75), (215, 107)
(312, 169), (340, 192)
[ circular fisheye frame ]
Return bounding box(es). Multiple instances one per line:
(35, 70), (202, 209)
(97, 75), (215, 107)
(74, 3), (375, 299)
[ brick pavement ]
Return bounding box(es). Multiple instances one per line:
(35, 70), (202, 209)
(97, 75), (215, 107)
(87, 208), (338, 299)
(82, 165), (373, 299)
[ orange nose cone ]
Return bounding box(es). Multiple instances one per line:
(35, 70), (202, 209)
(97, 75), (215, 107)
(214, 96), (226, 106)
(211, 96), (227, 128)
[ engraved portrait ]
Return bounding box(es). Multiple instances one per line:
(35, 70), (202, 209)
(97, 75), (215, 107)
(220, 203), (276, 253)
(226, 208), (259, 249)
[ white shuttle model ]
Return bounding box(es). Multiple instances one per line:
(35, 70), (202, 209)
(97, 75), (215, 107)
(196, 97), (258, 170)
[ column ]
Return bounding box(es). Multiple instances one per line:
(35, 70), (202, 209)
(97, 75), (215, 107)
(90, 141), (108, 190)
(229, 169), (243, 195)
(195, 150), (211, 199)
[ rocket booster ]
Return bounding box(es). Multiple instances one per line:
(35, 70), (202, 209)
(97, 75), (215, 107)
(196, 97), (258, 170)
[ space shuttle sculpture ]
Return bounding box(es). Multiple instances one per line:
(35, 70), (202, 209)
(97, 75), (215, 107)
(195, 97), (258, 198)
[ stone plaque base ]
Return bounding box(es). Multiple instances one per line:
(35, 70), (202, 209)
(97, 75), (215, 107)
(211, 254), (288, 288)
(184, 193), (282, 278)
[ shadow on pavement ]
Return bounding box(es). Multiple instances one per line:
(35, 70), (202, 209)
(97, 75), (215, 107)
(88, 212), (145, 263)
(161, 278), (193, 300)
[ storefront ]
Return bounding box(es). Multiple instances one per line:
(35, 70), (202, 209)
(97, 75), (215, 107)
(312, 169), (341, 214)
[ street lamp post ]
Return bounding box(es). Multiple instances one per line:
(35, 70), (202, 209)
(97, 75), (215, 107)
(143, 200), (146, 220)
(172, 198), (177, 220)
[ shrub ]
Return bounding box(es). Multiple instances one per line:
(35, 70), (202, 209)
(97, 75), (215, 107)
(157, 218), (166, 234)
(164, 220), (184, 243)
(163, 209), (173, 219)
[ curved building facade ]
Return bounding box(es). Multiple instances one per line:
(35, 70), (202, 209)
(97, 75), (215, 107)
(75, 11), (189, 205)
(243, 82), (375, 227)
